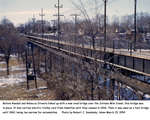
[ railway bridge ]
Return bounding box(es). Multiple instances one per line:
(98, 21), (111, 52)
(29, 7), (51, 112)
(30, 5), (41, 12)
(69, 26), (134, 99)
(24, 34), (150, 100)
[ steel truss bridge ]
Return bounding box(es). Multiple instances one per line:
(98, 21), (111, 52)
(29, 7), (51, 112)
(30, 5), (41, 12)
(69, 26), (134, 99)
(24, 34), (150, 100)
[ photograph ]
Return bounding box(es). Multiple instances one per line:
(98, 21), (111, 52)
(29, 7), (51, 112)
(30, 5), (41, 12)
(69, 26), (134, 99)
(0, 0), (150, 101)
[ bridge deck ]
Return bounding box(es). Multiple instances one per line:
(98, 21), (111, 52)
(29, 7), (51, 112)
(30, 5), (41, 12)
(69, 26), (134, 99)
(26, 35), (150, 76)
(26, 35), (150, 60)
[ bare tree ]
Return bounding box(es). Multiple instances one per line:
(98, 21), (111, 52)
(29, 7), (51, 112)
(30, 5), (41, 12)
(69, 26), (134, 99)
(0, 18), (18, 75)
(72, 0), (104, 49)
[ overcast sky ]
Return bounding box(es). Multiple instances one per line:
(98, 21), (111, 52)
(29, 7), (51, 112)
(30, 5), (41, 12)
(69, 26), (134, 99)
(0, 0), (150, 26)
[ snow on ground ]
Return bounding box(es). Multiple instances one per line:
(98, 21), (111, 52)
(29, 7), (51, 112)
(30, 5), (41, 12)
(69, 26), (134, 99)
(11, 64), (26, 71)
(0, 64), (26, 72)
(0, 59), (26, 87)
(144, 94), (150, 100)
(0, 61), (5, 64)
(10, 54), (18, 58)
(0, 54), (17, 58)
(0, 54), (4, 57)
(0, 72), (26, 87)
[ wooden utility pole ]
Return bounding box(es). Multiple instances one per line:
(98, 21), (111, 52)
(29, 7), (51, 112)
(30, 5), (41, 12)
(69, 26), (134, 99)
(134, 0), (137, 51)
(39, 8), (45, 38)
(54, 0), (63, 48)
(103, 0), (107, 53)
(70, 14), (80, 51)
(32, 14), (36, 33)
(51, 20), (56, 27)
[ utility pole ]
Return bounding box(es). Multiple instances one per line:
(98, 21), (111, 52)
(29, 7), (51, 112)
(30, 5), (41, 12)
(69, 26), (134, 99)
(54, 0), (63, 48)
(134, 0), (137, 51)
(51, 20), (56, 35)
(32, 14), (36, 33)
(51, 20), (56, 27)
(70, 14), (80, 51)
(103, 0), (107, 53)
(39, 8), (45, 38)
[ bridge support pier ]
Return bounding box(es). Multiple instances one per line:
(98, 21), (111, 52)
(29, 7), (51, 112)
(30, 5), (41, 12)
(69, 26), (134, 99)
(45, 51), (48, 73)
(31, 44), (37, 88)
(110, 79), (115, 100)
(90, 49), (93, 57)
(49, 53), (52, 72)
(25, 45), (29, 89)
(61, 57), (65, 73)
(133, 57), (135, 69)
(91, 76), (94, 100)
(37, 48), (41, 73)
(117, 82), (122, 100)
(25, 42), (37, 90)
(124, 56), (126, 67)
(143, 59), (145, 72)
(117, 55), (120, 65)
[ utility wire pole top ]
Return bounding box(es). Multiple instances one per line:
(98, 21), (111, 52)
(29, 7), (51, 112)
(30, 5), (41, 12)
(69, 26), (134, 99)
(70, 14), (80, 52)
(70, 14), (80, 32)
(53, 14), (64, 16)
(55, 4), (63, 8)
(70, 14), (80, 16)
(54, 0), (63, 8)
(32, 14), (36, 33)
(39, 8), (45, 18)
(32, 14), (36, 22)
(103, 0), (108, 2)
(103, 0), (108, 3)
(70, 14), (80, 22)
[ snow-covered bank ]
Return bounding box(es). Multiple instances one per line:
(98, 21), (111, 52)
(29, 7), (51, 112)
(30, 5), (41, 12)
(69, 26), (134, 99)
(0, 64), (26, 72)
(0, 61), (5, 65)
(0, 54), (17, 58)
(0, 72), (26, 87)
(0, 56), (26, 87)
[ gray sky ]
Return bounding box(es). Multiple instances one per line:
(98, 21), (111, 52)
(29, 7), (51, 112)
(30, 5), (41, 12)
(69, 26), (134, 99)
(0, 0), (150, 26)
